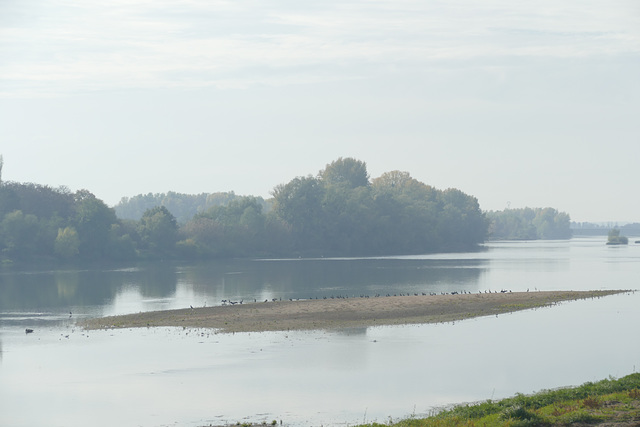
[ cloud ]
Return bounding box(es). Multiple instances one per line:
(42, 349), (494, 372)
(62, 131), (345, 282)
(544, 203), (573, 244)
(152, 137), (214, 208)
(1, 0), (638, 97)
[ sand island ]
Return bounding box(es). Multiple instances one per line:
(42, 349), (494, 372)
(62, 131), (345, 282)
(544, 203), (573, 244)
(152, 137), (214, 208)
(81, 289), (629, 334)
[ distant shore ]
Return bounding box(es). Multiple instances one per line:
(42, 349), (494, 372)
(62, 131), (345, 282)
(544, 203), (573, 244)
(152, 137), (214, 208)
(81, 289), (629, 333)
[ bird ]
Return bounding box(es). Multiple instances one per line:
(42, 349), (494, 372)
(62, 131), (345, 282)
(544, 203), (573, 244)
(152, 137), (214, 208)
(25, 328), (34, 334)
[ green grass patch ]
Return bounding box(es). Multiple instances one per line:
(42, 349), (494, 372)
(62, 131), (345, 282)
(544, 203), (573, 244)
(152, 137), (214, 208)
(356, 373), (640, 427)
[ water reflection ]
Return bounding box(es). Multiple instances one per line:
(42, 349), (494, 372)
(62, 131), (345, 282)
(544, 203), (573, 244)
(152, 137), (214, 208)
(0, 258), (486, 323)
(180, 258), (486, 301)
(1, 237), (637, 326)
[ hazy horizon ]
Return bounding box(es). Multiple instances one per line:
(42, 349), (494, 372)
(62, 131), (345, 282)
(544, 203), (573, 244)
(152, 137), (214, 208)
(2, 0), (639, 224)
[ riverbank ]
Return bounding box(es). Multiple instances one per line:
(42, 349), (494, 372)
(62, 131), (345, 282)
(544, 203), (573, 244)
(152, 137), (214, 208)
(355, 373), (640, 426)
(81, 289), (629, 333)
(198, 373), (640, 427)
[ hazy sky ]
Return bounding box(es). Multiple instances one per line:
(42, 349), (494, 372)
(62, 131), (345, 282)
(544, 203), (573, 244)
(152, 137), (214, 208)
(1, 0), (639, 222)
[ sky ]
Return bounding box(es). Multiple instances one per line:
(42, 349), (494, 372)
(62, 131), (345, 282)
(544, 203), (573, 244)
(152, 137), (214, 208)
(1, 0), (639, 223)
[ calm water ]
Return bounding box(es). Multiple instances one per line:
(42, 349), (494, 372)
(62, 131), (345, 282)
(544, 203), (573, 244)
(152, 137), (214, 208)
(1, 237), (639, 426)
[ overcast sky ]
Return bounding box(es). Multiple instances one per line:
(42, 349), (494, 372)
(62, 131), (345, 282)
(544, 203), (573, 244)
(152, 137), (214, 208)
(1, 0), (639, 222)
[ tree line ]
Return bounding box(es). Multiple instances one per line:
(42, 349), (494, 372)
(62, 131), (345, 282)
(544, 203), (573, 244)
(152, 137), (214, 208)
(1, 157), (548, 264)
(486, 207), (572, 240)
(114, 191), (265, 224)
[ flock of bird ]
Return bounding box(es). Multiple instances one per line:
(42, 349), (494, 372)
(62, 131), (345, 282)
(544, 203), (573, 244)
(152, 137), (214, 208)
(217, 288), (519, 306)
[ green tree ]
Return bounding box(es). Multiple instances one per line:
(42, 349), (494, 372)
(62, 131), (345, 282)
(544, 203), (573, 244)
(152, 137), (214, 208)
(607, 228), (628, 245)
(54, 227), (80, 259)
(106, 223), (137, 260)
(272, 175), (326, 253)
(371, 170), (414, 193)
(487, 209), (537, 240)
(0, 210), (40, 259)
(74, 190), (118, 259)
(271, 162), (490, 257)
(178, 216), (222, 257)
(319, 157), (369, 189)
(319, 184), (375, 255)
(436, 188), (487, 249)
(487, 207), (571, 240)
(532, 208), (572, 239)
(186, 196), (269, 257)
(138, 206), (178, 257)
(114, 191), (254, 224)
(0, 186), (19, 218)
(372, 171), (441, 253)
(4, 182), (75, 221)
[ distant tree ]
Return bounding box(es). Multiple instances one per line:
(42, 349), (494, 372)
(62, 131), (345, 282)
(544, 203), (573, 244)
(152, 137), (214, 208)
(0, 210), (40, 259)
(436, 188), (488, 249)
(533, 208), (572, 239)
(271, 161), (488, 256)
(487, 209), (537, 240)
(319, 157), (369, 189)
(74, 190), (119, 259)
(621, 223), (640, 233)
(54, 227), (80, 259)
(185, 196), (269, 257)
(138, 206), (178, 257)
(0, 186), (19, 218)
(0, 154), (3, 185)
(106, 223), (137, 260)
(115, 193), (165, 221)
(178, 217), (221, 257)
(3, 182), (75, 220)
(487, 207), (572, 240)
(372, 170), (437, 204)
(113, 191), (262, 224)
(319, 183), (374, 255)
(0, 158), (491, 262)
(371, 171), (443, 253)
(272, 176), (326, 253)
(371, 170), (413, 192)
(607, 228), (628, 245)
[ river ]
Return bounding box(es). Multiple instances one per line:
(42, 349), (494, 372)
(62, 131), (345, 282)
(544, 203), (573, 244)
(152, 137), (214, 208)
(1, 237), (639, 426)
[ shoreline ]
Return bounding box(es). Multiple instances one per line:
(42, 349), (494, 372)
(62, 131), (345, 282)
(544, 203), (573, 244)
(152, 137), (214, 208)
(81, 289), (630, 334)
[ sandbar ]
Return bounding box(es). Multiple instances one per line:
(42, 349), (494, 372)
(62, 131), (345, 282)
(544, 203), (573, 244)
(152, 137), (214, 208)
(80, 289), (630, 334)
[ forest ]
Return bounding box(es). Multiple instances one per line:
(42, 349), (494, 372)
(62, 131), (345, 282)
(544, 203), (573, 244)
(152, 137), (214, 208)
(486, 207), (572, 240)
(0, 157), (556, 264)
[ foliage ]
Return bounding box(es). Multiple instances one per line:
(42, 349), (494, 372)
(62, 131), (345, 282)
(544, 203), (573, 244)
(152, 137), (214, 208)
(1, 182), (75, 220)
(177, 196), (290, 258)
(114, 191), (268, 224)
(319, 157), (370, 189)
(487, 208), (572, 240)
(74, 190), (119, 259)
(269, 162), (488, 256)
(607, 228), (628, 245)
(137, 206), (178, 258)
(1, 158), (490, 262)
(54, 227), (80, 259)
(356, 373), (640, 427)
(0, 210), (40, 259)
(0, 183), (122, 263)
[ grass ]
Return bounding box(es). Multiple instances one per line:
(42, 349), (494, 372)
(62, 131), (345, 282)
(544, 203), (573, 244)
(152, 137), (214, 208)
(356, 373), (640, 426)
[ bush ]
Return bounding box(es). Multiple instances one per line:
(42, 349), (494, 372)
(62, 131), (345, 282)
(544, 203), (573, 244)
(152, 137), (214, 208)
(500, 405), (546, 425)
